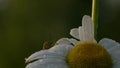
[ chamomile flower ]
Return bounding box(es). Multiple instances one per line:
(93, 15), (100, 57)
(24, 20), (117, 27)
(25, 15), (120, 68)
(67, 15), (120, 68)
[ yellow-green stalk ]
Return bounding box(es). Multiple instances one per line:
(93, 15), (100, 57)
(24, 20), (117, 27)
(66, 0), (113, 68)
(92, 0), (98, 40)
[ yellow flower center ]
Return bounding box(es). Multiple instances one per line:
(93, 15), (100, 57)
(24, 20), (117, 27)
(67, 42), (113, 68)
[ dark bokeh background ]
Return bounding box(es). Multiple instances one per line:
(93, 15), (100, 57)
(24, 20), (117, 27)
(0, 0), (120, 68)
(98, 0), (120, 42)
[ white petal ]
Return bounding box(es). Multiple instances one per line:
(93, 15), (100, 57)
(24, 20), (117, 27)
(113, 63), (120, 68)
(99, 38), (120, 51)
(68, 38), (79, 45)
(25, 49), (67, 63)
(49, 44), (73, 57)
(26, 58), (69, 68)
(81, 15), (95, 42)
(110, 45), (120, 68)
(25, 50), (48, 63)
(55, 38), (78, 46)
(55, 38), (73, 45)
(70, 28), (79, 40)
(78, 27), (85, 41)
(99, 38), (120, 68)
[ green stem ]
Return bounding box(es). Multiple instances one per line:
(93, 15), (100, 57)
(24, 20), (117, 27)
(92, 0), (98, 40)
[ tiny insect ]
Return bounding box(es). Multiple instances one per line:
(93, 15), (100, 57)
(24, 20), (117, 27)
(42, 41), (55, 50)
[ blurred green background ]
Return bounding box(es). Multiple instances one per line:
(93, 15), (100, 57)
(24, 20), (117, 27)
(0, 0), (120, 68)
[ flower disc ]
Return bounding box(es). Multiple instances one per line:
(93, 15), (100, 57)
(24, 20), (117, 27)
(67, 42), (113, 68)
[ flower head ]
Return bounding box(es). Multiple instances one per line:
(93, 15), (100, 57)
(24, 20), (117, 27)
(25, 15), (120, 68)
(67, 15), (120, 68)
